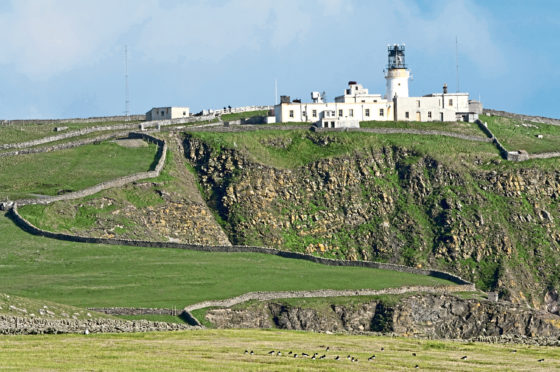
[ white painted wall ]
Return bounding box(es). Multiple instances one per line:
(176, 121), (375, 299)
(385, 69), (410, 99)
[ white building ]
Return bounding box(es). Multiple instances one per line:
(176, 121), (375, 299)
(146, 107), (190, 121)
(274, 44), (481, 127)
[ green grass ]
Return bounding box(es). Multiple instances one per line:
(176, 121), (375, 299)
(0, 141), (158, 200)
(481, 114), (560, 153)
(187, 130), (498, 169)
(0, 329), (557, 371)
(221, 110), (269, 122)
(0, 214), (452, 309)
(0, 120), (142, 146)
(360, 120), (484, 137)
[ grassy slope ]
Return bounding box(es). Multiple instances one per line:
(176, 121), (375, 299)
(0, 120), (142, 145)
(221, 110), (269, 122)
(481, 114), (560, 153)
(189, 130), (499, 169)
(0, 329), (557, 371)
(0, 141), (158, 200)
(360, 119), (484, 136)
(0, 215), (452, 309)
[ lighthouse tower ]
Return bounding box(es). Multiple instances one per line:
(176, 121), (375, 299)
(385, 44), (410, 100)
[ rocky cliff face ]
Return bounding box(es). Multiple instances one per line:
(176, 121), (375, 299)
(204, 294), (560, 344)
(183, 133), (560, 312)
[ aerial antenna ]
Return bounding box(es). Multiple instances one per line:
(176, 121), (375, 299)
(274, 79), (278, 105)
(124, 45), (130, 119)
(455, 36), (460, 93)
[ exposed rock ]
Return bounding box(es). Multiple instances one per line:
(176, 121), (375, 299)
(204, 294), (560, 345)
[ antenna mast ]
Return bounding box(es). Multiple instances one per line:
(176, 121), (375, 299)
(124, 45), (130, 119)
(455, 36), (460, 93)
(274, 79), (278, 105)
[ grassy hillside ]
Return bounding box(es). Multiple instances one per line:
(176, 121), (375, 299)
(0, 329), (557, 371)
(481, 114), (560, 153)
(360, 119), (483, 136)
(188, 130), (498, 169)
(0, 214), (453, 309)
(0, 141), (158, 200)
(0, 120), (141, 145)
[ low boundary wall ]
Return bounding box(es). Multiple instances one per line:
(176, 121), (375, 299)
(7, 205), (471, 286)
(184, 285), (476, 313)
(0, 114), (146, 126)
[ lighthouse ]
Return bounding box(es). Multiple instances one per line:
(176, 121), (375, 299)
(385, 44), (410, 100)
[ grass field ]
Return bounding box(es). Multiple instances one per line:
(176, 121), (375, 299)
(481, 114), (560, 153)
(0, 120), (141, 146)
(187, 130), (499, 169)
(0, 141), (158, 200)
(0, 329), (557, 371)
(0, 214), (452, 309)
(220, 110), (269, 122)
(360, 119), (484, 137)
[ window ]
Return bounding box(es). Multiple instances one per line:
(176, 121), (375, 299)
(161, 110), (165, 116)
(449, 99), (453, 106)
(183, 111), (186, 116)
(365, 109), (370, 117)
(312, 110), (317, 118)
(428, 111), (432, 118)
(379, 108), (384, 117)
(289, 110), (294, 118)
(373, 100), (377, 103)
(339, 109), (343, 117)
(349, 109), (354, 117)
(417, 100), (421, 108)
(405, 112), (409, 119)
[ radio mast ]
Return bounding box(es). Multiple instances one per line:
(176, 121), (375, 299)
(455, 36), (460, 93)
(124, 45), (130, 119)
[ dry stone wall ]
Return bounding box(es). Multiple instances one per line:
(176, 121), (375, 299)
(0, 114), (146, 126)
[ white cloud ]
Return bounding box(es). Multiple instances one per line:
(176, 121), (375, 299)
(0, 0), (504, 80)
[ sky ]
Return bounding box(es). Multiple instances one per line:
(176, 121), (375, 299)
(0, 0), (559, 119)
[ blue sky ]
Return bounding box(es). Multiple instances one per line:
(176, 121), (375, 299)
(0, 0), (558, 119)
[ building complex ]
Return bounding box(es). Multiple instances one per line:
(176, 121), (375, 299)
(274, 45), (482, 128)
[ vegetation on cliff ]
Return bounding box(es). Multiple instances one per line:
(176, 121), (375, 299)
(183, 126), (560, 311)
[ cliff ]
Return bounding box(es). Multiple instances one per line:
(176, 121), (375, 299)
(204, 294), (560, 345)
(183, 131), (560, 313)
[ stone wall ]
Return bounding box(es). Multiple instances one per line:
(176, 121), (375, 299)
(0, 314), (193, 335)
(0, 131), (129, 158)
(0, 114), (146, 126)
(89, 307), (178, 316)
(183, 285), (475, 312)
(7, 206), (472, 286)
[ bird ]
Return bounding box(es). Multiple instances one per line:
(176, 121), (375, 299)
(354, 358), (359, 363)
(538, 359), (544, 362)
(334, 356), (340, 360)
(381, 347), (385, 351)
(268, 351), (275, 355)
(412, 352), (417, 356)
(460, 355), (467, 360)
(288, 351), (292, 355)
(415, 364), (419, 369)
(244, 350), (248, 355)
(368, 355), (376, 361)
(320, 355), (326, 359)
(250, 350), (254, 355)
(326, 346), (330, 351)
(511, 349), (517, 353)
(347, 355), (352, 360)
(277, 351), (281, 356)
(312, 353), (318, 358)
(311, 355), (316, 360)
(302, 353), (309, 357)
(293, 354), (298, 358)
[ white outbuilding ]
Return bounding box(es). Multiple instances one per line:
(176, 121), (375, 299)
(146, 107), (190, 121)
